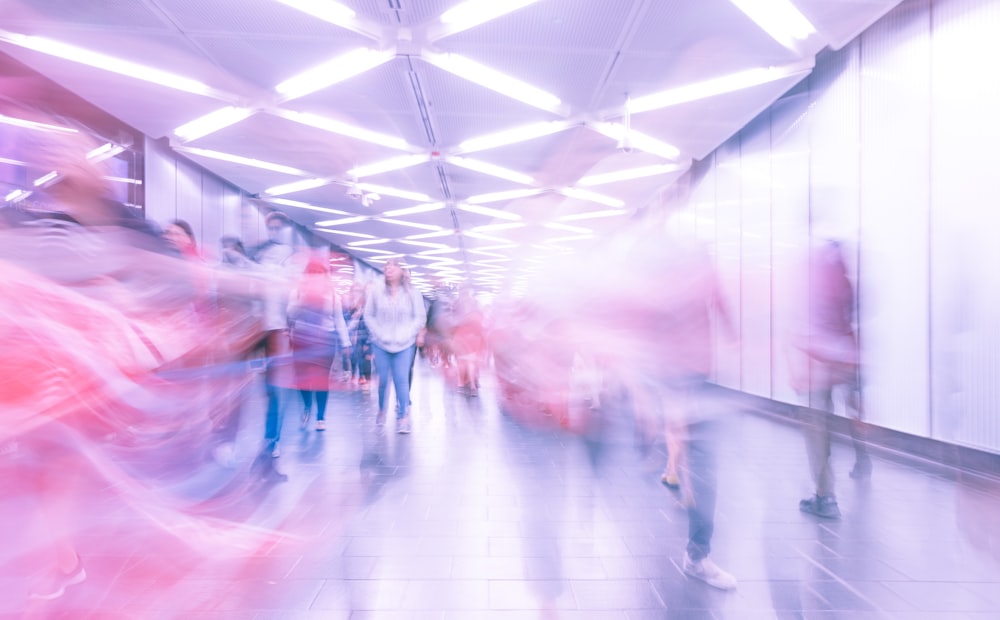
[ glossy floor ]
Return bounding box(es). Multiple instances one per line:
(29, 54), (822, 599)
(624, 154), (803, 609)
(5, 362), (1000, 619)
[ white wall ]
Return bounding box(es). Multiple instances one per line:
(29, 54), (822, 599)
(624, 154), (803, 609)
(679, 0), (1000, 453)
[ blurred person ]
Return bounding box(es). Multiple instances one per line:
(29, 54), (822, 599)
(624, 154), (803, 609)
(250, 211), (296, 462)
(164, 219), (199, 260)
(790, 239), (871, 520)
(451, 287), (486, 396)
(364, 258), (426, 433)
(347, 283), (373, 386)
(287, 257), (350, 431)
(0, 117), (273, 603)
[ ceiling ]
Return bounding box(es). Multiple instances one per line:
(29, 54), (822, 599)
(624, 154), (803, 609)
(0, 0), (901, 293)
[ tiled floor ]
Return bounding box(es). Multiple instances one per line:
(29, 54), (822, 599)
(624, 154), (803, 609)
(5, 360), (1000, 618)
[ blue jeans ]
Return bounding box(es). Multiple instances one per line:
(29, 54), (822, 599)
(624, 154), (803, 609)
(684, 419), (718, 561)
(373, 344), (416, 419)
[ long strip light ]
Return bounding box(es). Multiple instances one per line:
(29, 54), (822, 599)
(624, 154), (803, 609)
(560, 187), (625, 208)
(435, 0), (540, 38)
(378, 218), (444, 231)
(275, 110), (415, 151)
(315, 216), (369, 227)
(456, 203), (523, 221)
(383, 202), (446, 217)
(578, 163), (686, 186)
(275, 48), (395, 101)
(421, 51), (564, 115)
(471, 222), (526, 233)
(398, 239), (452, 249)
(627, 59), (814, 114)
(557, 208), (632, 221)
(456, 121), (572, 154)
(466, 189), (540, 204)
(0, 114), (77, 134)
(348, 238), (391, 247)
(468, 244), (518, 253)
(86, 143), (125, 163)
(265, 198), (349, 216)
(32, 171), (59, 187)
(350, 247), (397, 254)
(544, 234), (596, 243)
(591, 123), (681, 159)
(544, 222), (592, 234)
(463, 230), (515, 243)
(730, 0), (817, 50)
(175, 147), (310, 176)
(5, 189), (31, 202)
(445, 156), (534, 184)
(315, 228), (376, 239)
(174, 107), (253, 142)
(348, 154), (430, 178)
(264, 177), (330, 196)
(273, 0), (356, 25)
(0, 31), (216, 97)
(355, 183), (431, 202)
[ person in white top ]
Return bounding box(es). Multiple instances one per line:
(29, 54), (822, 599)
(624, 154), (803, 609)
(363, 258), (426, 433)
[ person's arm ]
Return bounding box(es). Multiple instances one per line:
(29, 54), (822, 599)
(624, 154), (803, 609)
(411, 288), (428, 340)
(363, 290), (381, 341)
(332, 293), (350, 348)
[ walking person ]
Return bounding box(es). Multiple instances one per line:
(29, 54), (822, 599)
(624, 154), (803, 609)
(364, 259), (426, 433)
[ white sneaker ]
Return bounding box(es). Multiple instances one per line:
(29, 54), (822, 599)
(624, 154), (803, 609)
(683, 553), (737, 590)
(397, 416), (412, 434)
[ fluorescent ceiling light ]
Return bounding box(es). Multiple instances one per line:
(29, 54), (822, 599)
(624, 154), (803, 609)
(273, 0), (355, 24)
(276, 110), (416, 151)
(466, 189), (540, 205)
(315, 228), (376, 239)
(264, 177), (330, 196)
(275, 48), (395, 101)
(32, 171), (59, 187)
(378, 218), (444, 231)
(315, 216), (369, 227)
(591, 123), (681, 159)
(103, 176), (142, 185)
(730, 0), (817, 50)
(0, 31), (215, 97)
(264, 197), (349, 216)
(456, 121), (571, 153)
(348, 154), (430, 178)
(175, 147), (309, 176)
(544, 222), (592, 234)
(627, 59), (814, 114)
(398, 239), (451, 249)
(437, 0), (540, 35)
(560, 187), (625, 208)
(457, 203), (523, 221)
(0, 156), (28, 166)
(370, 254), (406, 262)
(5, 189), (31, 202)
(356, 183), (431, 202)
(473, 257), (512, 263)
(383, 202), (446, 217)
(445, 156), (534, 184)
(350, 247), (397, 254)
(416, 248), (462, 256)
(421, 51), (564, 115)
(471, 222), (526, 233)
(348, 238), (391, 247)
(557, 209), (631, 221)
(174, 107), (253, 142)
(578, 163), (686, 186)
(85, 142), (124, 161)
(0, 114), (77, 134)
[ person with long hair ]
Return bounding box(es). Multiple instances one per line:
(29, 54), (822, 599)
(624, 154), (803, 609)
(288, 257), (349, 431)
(363, 259), (426, 433)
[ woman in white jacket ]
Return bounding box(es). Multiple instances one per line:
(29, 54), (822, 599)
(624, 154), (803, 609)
(364, 259), (426, 433)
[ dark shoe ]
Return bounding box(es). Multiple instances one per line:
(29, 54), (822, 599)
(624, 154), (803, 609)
(799, 494), (841, 519)
(660, 472), (680, 490)
(28, 555), (87, 600)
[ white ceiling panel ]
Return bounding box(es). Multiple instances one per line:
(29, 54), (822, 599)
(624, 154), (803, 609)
(0, 0), (904, 291)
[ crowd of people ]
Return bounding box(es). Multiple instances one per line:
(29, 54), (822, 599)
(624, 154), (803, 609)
(1, 111), (868, 607)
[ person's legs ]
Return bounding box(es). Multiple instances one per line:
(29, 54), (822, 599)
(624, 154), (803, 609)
(315, 391), (329, 422)
(373, 345), (392, 422)
(684, 419), (717, 562)
(846, 369), (872, 478)
(391, 345), (417, 419)
(263, 330), (286, 454)
(800, 387), (841, 518)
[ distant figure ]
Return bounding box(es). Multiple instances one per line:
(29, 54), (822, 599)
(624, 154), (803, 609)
(792, 239), (871, 520)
